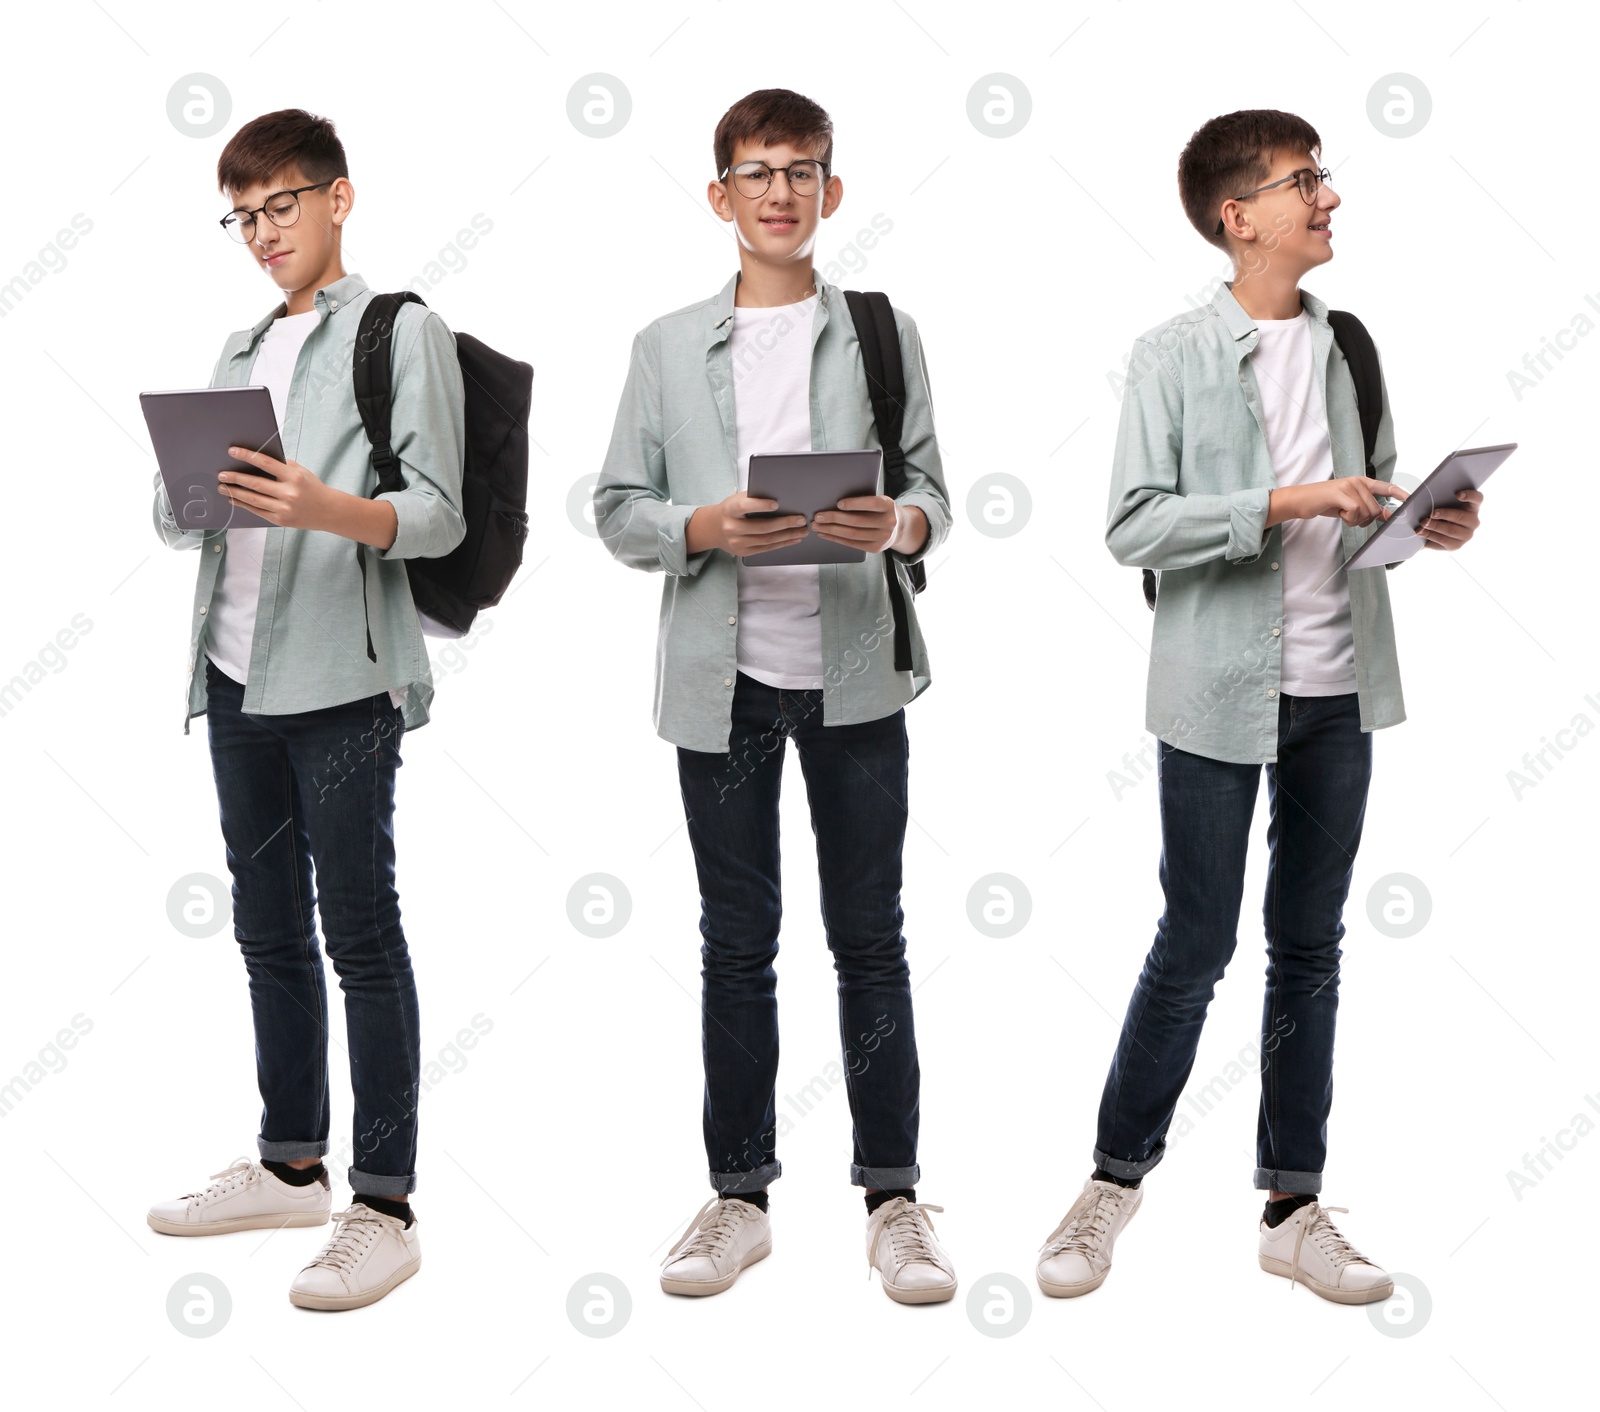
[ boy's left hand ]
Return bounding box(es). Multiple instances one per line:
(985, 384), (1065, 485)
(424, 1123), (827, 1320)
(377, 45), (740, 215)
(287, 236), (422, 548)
(812, 495), (925, 554)
(1416, 486), (1484, 551)
(219, 447), (339, 531)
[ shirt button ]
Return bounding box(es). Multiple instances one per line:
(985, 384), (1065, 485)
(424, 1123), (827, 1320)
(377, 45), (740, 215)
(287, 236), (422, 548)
(727, 615), (737, 625)
(213, 544), (222, 552)
(198, 605), (208, 614)
(329, 299), (339, 309)
(1267, 688), (1277, 697)
(1272, 627), (1281, 636)
(1270, 561), (1280, 570)
(724, 677), (733, 686)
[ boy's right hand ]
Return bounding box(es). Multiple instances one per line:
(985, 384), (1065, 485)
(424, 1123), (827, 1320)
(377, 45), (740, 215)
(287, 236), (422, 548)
(1268, 477), (1409, 529)
(689, 492), (810, 557)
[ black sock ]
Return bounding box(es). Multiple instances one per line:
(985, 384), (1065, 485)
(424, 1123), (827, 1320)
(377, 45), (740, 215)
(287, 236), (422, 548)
(262, 1158), (328, 1189)
(1263, 1192), (1317, 1228)
(729, 1189), (768, 1213)
(865, 1187), (916, 1215)
(1092, 1166), (1142, 1190)
(355, 1193), (414, 1227)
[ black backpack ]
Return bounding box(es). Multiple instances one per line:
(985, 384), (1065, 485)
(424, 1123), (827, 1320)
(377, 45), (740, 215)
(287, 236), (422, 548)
(1141, 308), (1383, 610)
(352, 291), (534, 657)
(843, 289), (927, 673)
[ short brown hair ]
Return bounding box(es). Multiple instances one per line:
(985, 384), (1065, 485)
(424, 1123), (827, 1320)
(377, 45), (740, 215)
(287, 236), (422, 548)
(713, 89), (833, 177)
(216, 108), (348, 196)
(1177, 109), (1322, 249)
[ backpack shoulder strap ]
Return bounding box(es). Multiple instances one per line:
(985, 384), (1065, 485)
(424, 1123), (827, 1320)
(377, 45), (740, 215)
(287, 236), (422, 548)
(843, 289), (908, 495)
(353, 290), (428, 496)
(1327, 309), (1383, 475)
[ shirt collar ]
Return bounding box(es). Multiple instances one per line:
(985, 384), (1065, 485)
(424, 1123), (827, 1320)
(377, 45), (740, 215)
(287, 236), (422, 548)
(706, 268), (832, 346)
(1211, 280), (1328, 355)
(244, 270), (370, 343)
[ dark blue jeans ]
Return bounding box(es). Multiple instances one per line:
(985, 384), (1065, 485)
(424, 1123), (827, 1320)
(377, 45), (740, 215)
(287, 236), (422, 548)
(204, 659), (420, 1198)
(676, 671), (921, 1195)
(1094, 692), (1372, 1195)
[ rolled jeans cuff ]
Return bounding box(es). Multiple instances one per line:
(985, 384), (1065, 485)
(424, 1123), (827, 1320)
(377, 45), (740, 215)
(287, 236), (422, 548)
(852, 1163), (921, 1189)
(1093, 1146), (1163, 1182)
(349, 1166), (418, 1198)
(258, 1137), (328, 1163)
(1254, 1166), (1322, 1195)
(711, 1160), (780, 1196)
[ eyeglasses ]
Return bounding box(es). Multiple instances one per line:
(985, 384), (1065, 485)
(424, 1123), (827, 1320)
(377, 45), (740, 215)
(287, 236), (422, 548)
(719, 159), (830, 199)
(219, 181), (333, 243)
(1215, 167), (1331, 237)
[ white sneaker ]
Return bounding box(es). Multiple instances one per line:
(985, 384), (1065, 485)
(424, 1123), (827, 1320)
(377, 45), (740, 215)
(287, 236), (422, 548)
(147, 1156), (331, 1236)
(1036, 1176), (1143, 1297)
(288, 1203), (421, 1310)
(660, 1196), (771, 1296)
(866, 1197), (958, 1304)
(1258, 1200), (1393, 1304)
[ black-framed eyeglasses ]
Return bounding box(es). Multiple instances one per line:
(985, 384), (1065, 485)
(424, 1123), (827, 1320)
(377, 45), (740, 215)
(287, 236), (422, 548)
(219, 181), (333, 243)
(718, 159), (830, 199)
(1215, 167), (1330, 236)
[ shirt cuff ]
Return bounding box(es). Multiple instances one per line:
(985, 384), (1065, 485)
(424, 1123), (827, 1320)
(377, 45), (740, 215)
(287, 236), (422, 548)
(1226, 486), (1273, 564)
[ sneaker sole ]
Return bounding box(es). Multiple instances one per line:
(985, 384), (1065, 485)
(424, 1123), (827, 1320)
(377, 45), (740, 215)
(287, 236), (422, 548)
(1037, 1265), (1111, 1298)
(1258, 1254), (1394, 1304)
(147, 1210), (330, 1236)
(289, 1254), (421, 1310)
(660, 1238), (771, 1296)
(881, 1275), (958, 1305)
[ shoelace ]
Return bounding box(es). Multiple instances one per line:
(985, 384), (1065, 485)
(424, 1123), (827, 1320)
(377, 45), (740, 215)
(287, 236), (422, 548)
(183, 1156), (260, 1206)
(868, 1199), (950, 1277)
(1284, 1203), (1371, 1291)
(663, 1197), (758, 1265)
(1039, 1184), (1122, 1259)
(304, 1206), (396, 1274)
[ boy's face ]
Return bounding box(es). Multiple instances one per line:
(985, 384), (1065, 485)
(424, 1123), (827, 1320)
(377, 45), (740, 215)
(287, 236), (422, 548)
(707, 138), (842, 264)
(225, 163), (352, 299)
(1227, 147), (1339, 276)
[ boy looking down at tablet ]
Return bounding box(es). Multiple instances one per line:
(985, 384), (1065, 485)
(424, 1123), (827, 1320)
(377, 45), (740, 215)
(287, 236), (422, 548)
(1035, 109), (1483, 1306)
(594, 88), (955, 1303)
(148, 108), (465, 1311)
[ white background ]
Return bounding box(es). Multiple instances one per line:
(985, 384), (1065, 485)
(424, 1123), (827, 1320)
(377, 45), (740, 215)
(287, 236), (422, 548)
(0, 0), (1593, 1406)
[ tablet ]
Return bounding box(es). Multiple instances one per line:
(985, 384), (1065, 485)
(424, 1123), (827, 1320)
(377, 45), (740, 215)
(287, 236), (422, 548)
(743, 449), (884, 566)
(1341, 442), (1515, 571)
(141, 385), (285, 531)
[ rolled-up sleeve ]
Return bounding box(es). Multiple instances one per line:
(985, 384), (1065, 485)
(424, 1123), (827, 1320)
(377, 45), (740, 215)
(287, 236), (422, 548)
(374, 309), (467, 562)
(594, 325), (712, 578)
(1105, 337), (1270, 569)
(889, 312), (951, 568)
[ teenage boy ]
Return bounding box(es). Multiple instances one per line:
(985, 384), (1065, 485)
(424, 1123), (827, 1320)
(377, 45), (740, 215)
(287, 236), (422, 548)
(595, 89), (956, 1303)
(147, 109), (466, 1311)
(1036, 109), (1484, 1304)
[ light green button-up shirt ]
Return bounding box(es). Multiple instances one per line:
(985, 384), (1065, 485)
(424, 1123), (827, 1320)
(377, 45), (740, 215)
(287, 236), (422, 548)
(594, 271), (952, 754)
(1107, 282), (1405, 764)
(152, 273), (466, 734)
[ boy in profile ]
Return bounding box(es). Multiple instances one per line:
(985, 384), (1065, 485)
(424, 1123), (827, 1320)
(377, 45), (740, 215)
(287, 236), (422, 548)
(1036, 109), (1483, 1304)
(595, 89), (956, 1303)
(147, 109), (466, 1311)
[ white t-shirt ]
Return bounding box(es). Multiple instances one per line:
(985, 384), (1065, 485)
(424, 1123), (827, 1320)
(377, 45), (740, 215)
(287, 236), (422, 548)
(206, 309), (407, 710)
(1249, 310), (1357, 696)
(730, 294), (824, 690)
(205, 309), (321, 686)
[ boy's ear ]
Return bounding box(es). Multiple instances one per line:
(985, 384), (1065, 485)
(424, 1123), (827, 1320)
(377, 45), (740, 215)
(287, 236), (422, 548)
(820, 174), (843, 220)
(706, 176), (735, 224)
(329, 176), (355, 229)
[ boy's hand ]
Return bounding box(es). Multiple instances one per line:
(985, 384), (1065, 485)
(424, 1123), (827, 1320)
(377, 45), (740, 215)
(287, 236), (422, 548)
(813, 495), (928, 555)
(220, 447), (339, 531)
(690, 491), (809, 557)
(1269, 477), (1409, 529)
(1414, 486), (1483, 551)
